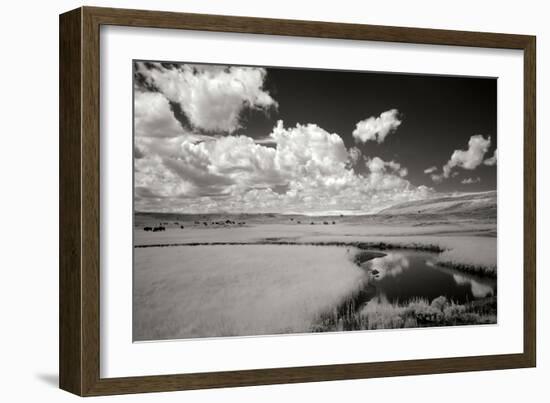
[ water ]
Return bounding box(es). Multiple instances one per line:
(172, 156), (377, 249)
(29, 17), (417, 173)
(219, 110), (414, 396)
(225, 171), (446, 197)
(361, 250), (496, 305)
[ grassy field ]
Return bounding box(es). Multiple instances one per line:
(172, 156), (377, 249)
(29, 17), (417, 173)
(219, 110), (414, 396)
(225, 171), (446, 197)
(134, 211), (497, 339)
(134, 214), (497, 274)
(312, 295), (497, 332)
(134, 245), (366, 340)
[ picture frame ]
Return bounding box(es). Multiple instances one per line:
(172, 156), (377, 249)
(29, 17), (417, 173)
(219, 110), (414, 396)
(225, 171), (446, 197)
(59, 6), (536, 396)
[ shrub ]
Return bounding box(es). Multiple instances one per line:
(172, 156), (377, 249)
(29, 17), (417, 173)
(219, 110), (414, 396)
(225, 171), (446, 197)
(311, 295), (496, 332)
(431, 296), (449, 311)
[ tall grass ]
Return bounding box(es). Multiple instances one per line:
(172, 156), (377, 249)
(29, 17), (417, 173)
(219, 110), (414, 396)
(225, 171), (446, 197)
(436, 260), (497, 278)
(136, 239), (498, 278)
(133, 245), (366, 340)
(135, 239), (445, 253)
(311, 295), (497, 332)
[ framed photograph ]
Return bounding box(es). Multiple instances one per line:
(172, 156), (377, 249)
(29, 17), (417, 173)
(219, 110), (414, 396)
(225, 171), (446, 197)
(59, 6), (536, 396)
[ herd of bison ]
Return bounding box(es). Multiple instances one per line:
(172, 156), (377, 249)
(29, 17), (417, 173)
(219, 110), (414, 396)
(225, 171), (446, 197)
(143, 219), (246, 232)
(142, 218), (338, 232)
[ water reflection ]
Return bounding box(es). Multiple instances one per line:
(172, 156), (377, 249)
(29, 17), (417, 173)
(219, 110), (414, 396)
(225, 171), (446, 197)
(365, 252), (410, 279)
(452, 273), (494, 298)
(362, 250), (496, 305)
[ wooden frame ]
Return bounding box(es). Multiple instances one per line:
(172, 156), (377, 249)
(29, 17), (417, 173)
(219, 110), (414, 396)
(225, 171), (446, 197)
(59, 6), (536, 396)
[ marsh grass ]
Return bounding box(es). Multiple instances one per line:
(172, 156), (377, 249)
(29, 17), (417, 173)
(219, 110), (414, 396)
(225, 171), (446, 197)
(134, 240), (445, 253)
(134, 233), (496, 339)
(311, 295), (497, 332)
(436, 260), (497, 278)
(136, 239), (496, 278)
(133, 244), (366, 340)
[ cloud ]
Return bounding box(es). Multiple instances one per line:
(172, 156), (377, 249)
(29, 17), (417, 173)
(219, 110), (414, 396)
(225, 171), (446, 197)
(442, 135), (491, 178)
(424, 166), (437, 174)
(461, 177), (481, 184)
(136, 62), (277, 133)
(348, 146), (362, 165)
(430, 170), (460, 183)
(270, 120), (349, 178)
(135, 119), (432, 213)
(134, 91), (185, 138)
(254, 137), (278, 145)
(134, 90), (216, 144)
(484, 149), (497, 166)
(366, 157), (408, 177)
(352, 109), (402, 143)
(429, 135), (491, 183)
(430, 174), (444, 184)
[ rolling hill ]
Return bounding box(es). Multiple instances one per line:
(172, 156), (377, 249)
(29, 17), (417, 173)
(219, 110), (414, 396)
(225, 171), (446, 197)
(378, 191), (497, 217)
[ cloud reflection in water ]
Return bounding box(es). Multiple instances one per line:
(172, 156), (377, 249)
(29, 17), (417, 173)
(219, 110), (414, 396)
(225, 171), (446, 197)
(452, 273), (494, 298)
(367, 253), (410, 279)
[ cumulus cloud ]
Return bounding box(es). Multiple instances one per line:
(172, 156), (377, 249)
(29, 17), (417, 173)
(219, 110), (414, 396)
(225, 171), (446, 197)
(352, 109), (402, 143)
(136, 62), (277, 133)
(430, 173), (444, 184)
(442, 135), (491, 178)
(134, 91), (215, 143)
(484, 149), (497, 166)
(424, 166), (437, 174)
(429, 135), (491, 183)
(366, 157), (408, 177)
(461, 177), (481, 184)
(135, 119), (431, 213)
(134, 91), (185, 138)
(270, 120), (349, 177)
(348, 146), (362, 166)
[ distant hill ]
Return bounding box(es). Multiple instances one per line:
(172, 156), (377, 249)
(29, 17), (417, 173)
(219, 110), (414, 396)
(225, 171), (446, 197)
(134, 190), (497, 224)
(378, 191), (497, 217)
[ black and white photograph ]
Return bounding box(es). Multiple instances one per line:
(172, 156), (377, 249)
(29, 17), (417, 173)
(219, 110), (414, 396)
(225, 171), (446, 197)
(133, 61), (498, 341)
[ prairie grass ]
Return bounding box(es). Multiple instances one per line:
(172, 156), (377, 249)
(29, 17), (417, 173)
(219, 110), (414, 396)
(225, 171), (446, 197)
(136, 238), (495, 278)
(133, 217), (497, 339)
(134, 217), (496, 277)
(311, 295), (497, 332)
(134, 244), (365, 340)
(436, 260), (496, 277)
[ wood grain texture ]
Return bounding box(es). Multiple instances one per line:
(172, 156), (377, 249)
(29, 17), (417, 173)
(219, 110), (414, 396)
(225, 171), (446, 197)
(59, 6), (537, 396)
(81, 6), (102, 396)
(523, 38), (536, 367)
(59, 8), (82, 396)
(86, 6), (532, 49)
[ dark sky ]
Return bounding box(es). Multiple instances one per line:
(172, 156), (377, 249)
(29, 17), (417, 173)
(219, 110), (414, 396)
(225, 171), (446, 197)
(134, 61), (497, 214)
(236, 67), (497, 192)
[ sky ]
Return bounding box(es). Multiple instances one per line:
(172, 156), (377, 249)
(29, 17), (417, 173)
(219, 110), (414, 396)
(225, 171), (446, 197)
(133, 61), (497, 214)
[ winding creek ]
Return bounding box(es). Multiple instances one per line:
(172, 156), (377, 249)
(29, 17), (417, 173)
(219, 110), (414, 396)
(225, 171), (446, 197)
(134, 242), (497, 338)
(359, 249), (496, 305)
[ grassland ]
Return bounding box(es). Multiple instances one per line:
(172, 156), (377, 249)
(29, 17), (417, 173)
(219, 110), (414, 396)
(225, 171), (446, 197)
(134, 215), (497, 277)
(134, 206), (497, 339)
(134, 244), (367, 340)
(311, 293), (497, 332)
